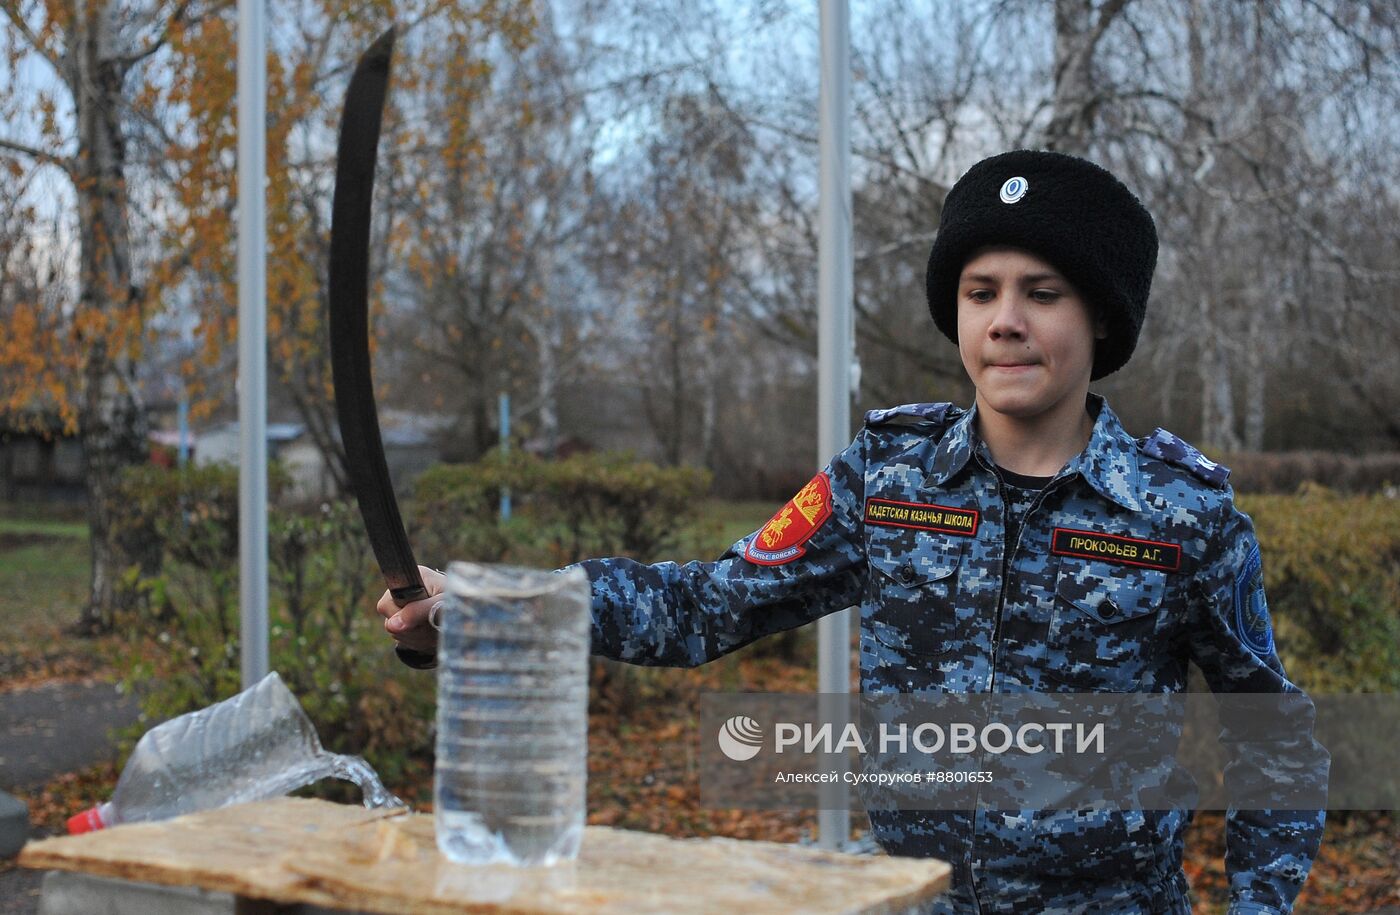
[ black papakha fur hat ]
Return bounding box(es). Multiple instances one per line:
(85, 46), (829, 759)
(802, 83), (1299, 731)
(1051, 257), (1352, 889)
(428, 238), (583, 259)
(925, 149), (1158, 380)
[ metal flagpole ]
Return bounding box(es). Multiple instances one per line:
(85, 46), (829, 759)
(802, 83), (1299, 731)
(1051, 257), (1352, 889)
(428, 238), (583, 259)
(500, 392), (511, 521)
(237, 0), (269, 687)
(816, 0), (853, 849)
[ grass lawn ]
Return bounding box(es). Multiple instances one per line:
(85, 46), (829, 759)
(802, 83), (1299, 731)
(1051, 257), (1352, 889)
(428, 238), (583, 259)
(656, 499), (774, 563)
(0, 496), (779, 696)
(0, 510), (106, 688)
(0, 517), (88, 540)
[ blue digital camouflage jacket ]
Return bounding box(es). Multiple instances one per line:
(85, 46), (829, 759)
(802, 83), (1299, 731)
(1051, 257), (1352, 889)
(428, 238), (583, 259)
(579, 394), (1325, 915)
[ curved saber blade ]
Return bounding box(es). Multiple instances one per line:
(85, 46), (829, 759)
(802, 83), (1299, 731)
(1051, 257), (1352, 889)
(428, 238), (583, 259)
(328, 26), (429, 609)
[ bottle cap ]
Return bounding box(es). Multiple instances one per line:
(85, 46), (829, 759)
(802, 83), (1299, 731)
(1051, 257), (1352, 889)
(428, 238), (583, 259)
(66, 806), (106, 835)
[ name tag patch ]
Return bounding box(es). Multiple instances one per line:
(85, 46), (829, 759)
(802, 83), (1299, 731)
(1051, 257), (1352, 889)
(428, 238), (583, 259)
(1051, 528), (1181, 572)
(864, 498), (979, 536)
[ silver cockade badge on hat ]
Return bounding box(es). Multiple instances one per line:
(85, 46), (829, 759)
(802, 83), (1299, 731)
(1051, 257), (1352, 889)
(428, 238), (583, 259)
(999, 176), (1028, 204)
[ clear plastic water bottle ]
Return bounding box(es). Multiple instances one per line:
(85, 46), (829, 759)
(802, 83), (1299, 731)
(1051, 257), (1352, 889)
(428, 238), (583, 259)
(67, 671), (403, 833)
(435, 562), (591, 866)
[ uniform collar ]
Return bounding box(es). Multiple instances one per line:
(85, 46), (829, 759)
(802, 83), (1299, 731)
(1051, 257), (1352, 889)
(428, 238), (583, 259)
(922, 393), (1146, 513)
(1064, 395), (1146, 513)
(923, 405), (979, 489)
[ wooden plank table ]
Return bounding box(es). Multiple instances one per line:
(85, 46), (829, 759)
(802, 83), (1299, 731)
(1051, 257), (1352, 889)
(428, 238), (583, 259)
(19, 798), (949, 914)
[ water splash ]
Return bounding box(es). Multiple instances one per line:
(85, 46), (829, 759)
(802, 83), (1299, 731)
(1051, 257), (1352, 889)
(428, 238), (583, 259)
(328, 753), (406, 809)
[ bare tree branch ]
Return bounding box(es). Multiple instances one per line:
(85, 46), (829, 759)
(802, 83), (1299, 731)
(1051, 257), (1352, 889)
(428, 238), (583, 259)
(0, 137), (74, 177)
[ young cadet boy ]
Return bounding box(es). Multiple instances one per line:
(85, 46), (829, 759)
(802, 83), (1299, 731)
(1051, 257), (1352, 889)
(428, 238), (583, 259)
(377, 150), (1325, 914)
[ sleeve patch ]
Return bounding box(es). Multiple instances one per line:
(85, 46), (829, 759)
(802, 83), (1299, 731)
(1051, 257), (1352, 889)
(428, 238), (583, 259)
(744, 473), (833, 566)
(1233, 542), (1274, 657)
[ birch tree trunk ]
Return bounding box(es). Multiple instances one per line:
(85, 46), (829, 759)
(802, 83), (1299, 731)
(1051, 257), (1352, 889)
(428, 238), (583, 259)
(1043, 0), (1131, 155)
(1184, 0), (1238, 453)
(529, 317), (561, 457)
(71, 0), (155, 631)
(699, 230), (723, 469)
(1197, 295), (1218, 444)
(1243, 295), (1268, 451)
(1203, 332), (1240, 451)
(533, 242), (562, 457)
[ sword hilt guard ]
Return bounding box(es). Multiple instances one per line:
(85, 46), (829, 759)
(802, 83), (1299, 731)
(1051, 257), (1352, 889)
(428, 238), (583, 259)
(394, 645), (437, 670)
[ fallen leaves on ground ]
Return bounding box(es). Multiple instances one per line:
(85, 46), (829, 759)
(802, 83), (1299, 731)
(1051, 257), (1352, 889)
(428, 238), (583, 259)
(12, 761), (123, 836)
(0, 640), (117, 693)
(1182, 811), (1399, 913)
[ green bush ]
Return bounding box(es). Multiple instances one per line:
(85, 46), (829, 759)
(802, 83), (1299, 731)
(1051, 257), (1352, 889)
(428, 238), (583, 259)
(409, 450), (713, 567)
(411, 451), (716, 716)
(1238, 488), (1400, 809)
(104, 452), (713, 794)
(109, 463), (432, 790)
(1242, 487), (1400, 693)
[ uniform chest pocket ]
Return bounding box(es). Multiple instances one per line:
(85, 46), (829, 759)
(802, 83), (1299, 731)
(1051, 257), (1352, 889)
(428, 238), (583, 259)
(1047, 559), (1166, 687)
(865, 530), (966, 658)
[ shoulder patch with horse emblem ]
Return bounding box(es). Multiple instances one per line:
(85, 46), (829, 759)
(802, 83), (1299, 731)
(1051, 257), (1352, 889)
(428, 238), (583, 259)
(745, 473), (833, 566)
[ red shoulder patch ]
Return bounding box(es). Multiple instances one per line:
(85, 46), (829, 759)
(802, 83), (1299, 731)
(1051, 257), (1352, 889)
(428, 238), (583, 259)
(744, 473), (833, 566)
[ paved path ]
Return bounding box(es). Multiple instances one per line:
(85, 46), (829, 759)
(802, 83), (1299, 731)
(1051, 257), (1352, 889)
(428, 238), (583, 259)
(0, 865), (43, 914)
(0, 680), (140, 913)
(0, 680), (140, 791)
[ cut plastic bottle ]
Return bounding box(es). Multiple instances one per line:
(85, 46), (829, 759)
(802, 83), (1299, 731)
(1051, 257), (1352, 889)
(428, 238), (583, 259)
(67, 671), (403, 834)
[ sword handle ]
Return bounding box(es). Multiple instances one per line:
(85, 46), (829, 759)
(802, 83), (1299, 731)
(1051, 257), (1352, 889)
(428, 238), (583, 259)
(390, 582), (435, 669)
